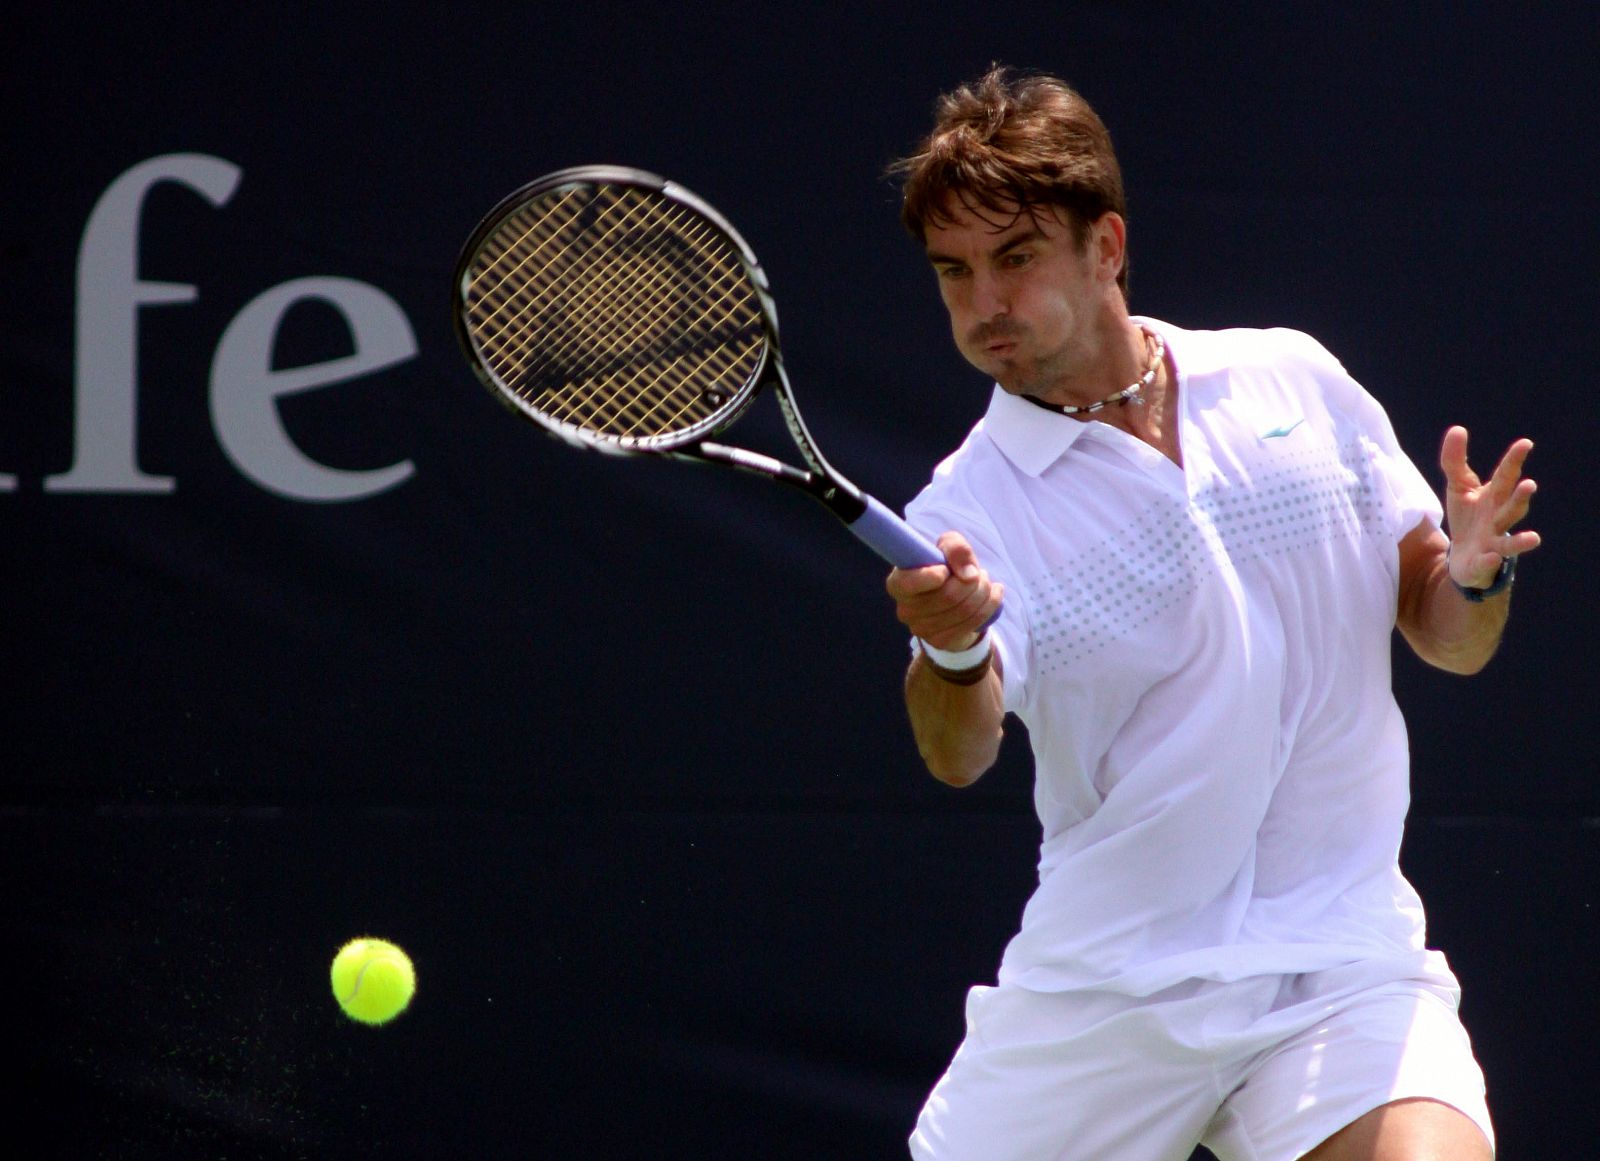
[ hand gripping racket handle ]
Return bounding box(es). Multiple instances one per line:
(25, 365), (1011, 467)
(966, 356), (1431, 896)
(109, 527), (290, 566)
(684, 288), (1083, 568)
(847, 495), (945, 569)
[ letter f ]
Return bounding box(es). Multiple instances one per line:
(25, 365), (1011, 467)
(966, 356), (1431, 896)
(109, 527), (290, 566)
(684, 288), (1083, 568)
(47, 153), (241, 492)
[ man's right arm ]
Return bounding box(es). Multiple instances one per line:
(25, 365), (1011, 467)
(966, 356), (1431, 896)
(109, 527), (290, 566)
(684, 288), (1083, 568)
(886, 531), (1007, 786)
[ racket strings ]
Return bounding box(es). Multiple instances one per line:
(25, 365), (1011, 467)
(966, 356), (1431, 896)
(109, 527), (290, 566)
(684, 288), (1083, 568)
(467, 191), (736, 367)
(467, 186), (589, 327)
(465, 185), (765, 441)
(487, 199), (755, 421)
(570, 320), (755, 437)
(487, 198), (687, 376)
(470, 189), (669, 378)
(519, 240), (758, 440)
(510, 213), (745, 422)
(536, 224), (755, 435)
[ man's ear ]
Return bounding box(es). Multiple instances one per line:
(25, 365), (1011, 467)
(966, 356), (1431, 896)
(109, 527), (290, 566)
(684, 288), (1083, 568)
(1091, 212), (1127, 284)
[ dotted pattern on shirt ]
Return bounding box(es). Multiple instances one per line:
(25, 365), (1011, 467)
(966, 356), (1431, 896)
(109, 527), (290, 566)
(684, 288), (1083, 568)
(1025, 437), (1386, 676)
(1199, 437), (1384, 570)
(1027, 493), (1211, 675)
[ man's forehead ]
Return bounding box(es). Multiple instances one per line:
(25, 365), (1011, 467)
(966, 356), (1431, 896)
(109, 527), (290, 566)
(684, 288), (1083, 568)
(924, 196), (1071, 249)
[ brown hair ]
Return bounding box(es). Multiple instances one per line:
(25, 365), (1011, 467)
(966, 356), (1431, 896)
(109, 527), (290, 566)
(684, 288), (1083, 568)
(892, 66), (1129, 295)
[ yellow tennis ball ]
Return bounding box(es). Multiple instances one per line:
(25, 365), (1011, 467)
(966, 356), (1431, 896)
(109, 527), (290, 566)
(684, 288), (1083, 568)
(330, 937), (416, 1025)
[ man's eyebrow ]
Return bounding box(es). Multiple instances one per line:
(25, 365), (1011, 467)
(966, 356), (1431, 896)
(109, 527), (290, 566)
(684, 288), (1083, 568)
(926, 226), (1048, 266)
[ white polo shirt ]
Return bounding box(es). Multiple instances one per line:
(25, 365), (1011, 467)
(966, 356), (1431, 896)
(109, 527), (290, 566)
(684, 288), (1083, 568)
(906, 318), (1446, 996)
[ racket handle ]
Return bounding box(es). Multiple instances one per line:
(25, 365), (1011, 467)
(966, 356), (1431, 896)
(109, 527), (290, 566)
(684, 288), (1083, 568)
(848, 494), (945, 569)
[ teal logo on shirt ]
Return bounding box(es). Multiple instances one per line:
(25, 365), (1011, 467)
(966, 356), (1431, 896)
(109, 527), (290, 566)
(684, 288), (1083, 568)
(1261, 419), (1305, 440)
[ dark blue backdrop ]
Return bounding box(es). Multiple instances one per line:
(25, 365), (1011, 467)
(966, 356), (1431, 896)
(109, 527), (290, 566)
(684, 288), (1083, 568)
(5, 4), (1595, 1157)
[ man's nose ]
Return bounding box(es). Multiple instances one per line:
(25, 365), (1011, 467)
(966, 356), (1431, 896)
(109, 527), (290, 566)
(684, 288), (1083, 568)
(970, 270), (1008, 319)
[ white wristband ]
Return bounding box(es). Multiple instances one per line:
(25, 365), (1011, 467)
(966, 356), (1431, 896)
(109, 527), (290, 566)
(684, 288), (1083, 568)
(914, 630), (992, 672)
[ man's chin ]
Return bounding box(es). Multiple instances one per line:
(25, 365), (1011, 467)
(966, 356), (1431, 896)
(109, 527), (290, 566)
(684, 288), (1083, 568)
(963, 351), (1036, 394)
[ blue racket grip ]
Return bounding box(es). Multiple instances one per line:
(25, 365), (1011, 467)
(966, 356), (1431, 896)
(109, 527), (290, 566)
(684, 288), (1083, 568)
(848, 494), (945, 569)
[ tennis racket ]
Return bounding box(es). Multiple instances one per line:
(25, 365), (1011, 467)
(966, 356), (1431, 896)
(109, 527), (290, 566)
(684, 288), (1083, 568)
(451, 165), (942, 569)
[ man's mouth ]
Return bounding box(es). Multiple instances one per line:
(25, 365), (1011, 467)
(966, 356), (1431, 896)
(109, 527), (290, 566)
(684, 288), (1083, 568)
(973, 324), (1022, 356)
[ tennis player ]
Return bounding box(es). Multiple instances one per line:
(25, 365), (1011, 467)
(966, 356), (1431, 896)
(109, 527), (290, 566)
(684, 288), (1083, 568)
(886, 67), (1538, 1161)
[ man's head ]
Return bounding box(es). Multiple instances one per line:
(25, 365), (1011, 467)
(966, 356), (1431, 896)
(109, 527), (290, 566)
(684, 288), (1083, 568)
(893, 66), (1129, 298)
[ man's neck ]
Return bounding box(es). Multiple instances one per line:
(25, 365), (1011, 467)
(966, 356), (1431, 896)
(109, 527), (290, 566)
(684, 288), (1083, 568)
(1089, 333), (1181, 467)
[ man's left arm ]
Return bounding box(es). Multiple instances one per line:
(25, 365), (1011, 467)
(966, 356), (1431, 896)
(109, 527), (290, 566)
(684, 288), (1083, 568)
(1396, 425), (1541, 674)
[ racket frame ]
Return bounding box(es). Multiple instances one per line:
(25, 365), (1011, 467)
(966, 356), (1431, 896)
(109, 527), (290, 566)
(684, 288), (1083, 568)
(453, 166), (941, 567)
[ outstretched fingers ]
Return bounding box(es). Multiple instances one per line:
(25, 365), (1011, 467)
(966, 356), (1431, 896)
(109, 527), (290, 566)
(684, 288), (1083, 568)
(1439, 426), (1542, 585)
(1439, 425), (1477, 494)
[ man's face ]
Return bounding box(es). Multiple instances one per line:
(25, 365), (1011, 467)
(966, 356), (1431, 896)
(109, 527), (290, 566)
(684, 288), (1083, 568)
(923, 200), (1107, 396)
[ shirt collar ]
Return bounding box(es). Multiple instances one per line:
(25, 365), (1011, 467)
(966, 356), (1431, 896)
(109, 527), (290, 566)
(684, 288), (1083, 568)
(979, 315), (1180, 478)
(981, 387), (1093, 477)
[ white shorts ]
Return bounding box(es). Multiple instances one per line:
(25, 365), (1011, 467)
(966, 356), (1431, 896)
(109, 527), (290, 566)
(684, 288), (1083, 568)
(909, 956), (1493, 1161)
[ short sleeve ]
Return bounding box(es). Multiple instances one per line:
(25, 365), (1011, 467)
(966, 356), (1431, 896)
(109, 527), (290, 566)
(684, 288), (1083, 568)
(1273, 328), (1443, 543)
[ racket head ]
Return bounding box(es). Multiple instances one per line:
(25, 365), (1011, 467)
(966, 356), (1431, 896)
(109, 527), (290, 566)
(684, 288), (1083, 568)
(452, 166), (778, 455)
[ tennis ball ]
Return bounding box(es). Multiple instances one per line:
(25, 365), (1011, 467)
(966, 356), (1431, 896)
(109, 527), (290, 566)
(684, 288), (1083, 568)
(330, 937), (415, 1025)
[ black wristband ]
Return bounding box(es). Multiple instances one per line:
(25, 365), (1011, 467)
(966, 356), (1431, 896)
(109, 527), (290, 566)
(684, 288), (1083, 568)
(1451, 553), (1517, 602)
